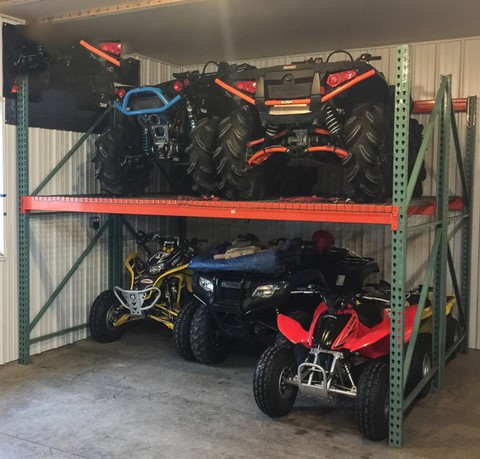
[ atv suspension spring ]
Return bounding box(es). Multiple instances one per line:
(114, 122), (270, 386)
(265, 124), (278, 138)
(186, 99), (197, 130)
(142, 127), (152, 155)
(325, 105), (341, 135)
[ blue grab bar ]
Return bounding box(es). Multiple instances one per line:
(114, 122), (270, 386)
(114, 87), (182, 116)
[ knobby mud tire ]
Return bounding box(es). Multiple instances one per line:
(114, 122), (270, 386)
(89, 290), (126, 343)
(342, 103), (387, 202)
(190, 305), (230, 364)
(215, 110), (266, 200)
(93, 127), (151, 196)
(173, 300), (200, 361)
(405, 333), (432, 398)
(186, 117), (221, 196)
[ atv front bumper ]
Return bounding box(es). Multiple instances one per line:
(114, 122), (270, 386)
(113, 286), (161, 315)
(294, 348), (357, 400)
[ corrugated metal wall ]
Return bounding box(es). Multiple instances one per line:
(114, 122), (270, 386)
(1, 37), (479, 365)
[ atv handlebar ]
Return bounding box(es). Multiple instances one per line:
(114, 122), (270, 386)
(136, 231), (207, 246)
(114, 86), (181, 116)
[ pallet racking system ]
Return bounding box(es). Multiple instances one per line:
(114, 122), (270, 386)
(16, 45), (476, 447)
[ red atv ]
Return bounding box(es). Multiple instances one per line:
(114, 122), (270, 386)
(253, 283), (459, 441)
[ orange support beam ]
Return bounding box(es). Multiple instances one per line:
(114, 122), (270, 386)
(22, 196), (400, 230)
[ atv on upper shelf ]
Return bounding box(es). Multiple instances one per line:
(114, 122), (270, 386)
(93, 60), (256, 196)
(179, 231), (379, 364)
(212, 50), (426, 201)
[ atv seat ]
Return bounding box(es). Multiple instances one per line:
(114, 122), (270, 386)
(354, 300), (385, 328)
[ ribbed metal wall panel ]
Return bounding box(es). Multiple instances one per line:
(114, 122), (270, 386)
(1, 124), (19, 364)
(131, 54), (181, 85)
(0, 124), (111, 364)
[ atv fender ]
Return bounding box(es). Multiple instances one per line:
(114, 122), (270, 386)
(344, 305), (417, 353)
(277, 314), (310, 345)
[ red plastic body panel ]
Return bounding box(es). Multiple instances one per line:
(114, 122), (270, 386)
(277, 314), (310, 345)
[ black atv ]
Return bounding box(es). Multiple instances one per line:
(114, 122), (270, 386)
(93, 61), (255, 196)
(213, 50), (425, 201)
(181, 234), (379, 364)
(5, 24), (139, 112)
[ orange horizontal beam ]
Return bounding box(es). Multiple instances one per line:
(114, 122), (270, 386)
(413, 98), (468, 114)
(408, 196), (464, 215)
(21, 196), (400, 229)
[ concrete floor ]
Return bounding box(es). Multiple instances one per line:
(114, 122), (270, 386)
(0, 323), (479, 459)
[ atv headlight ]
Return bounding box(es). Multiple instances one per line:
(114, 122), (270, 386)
(252, 284), (280, 298)
(199, 276), (214, 293)
(148, 263), (164, 275)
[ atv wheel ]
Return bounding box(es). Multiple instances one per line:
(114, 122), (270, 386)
(215, 109), (266, 200)
(89, 290), (127, 343)
(173, 301), (199, 361)
(253, 345), (298, 417)
(406, 333), (432, 398)
(93, 127), (151, 196)
(383, 118), (426, 199)
(408, 118), (427, 198)
(446, 316), (461, 359)
(343, 103), (388, 202)
(186, 117), (220, 196)
(190, 305), (230, 364)
(355, 361), (389, 441)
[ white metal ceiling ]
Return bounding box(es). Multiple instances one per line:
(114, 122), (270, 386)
(1, 0), (480, 65)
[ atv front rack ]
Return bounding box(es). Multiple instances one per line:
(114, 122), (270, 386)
(113, 286), (161, 315)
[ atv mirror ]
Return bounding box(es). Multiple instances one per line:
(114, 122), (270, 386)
(357, 53), (382, 62)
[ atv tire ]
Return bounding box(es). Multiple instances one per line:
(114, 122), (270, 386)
(173, 300), (199, 361)
(446, 316), (461, 359)
(93, 127), (151, 196)
(383, 118), (426, 199)
(406, 333), (432, 398)
(186, 117), (220, 196)
(215, 109), (266, 200)
(343, 103), (388, 202)
(355, 360), (389, 441)
(190, 305), (231, 364)
(89, 290), (127, 343)
(408, 118), (427, 198)
(253, 345), (298, 418)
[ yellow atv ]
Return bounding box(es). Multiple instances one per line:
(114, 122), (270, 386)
(89, 235), (204, 359)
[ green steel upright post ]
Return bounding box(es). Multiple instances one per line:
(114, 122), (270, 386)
(108, 215), (123, 289)
(461, 96), (477, 353)
(432, 76), (451, 391)
(389, 45), (411, 447)
(16, 75), (31, 364)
